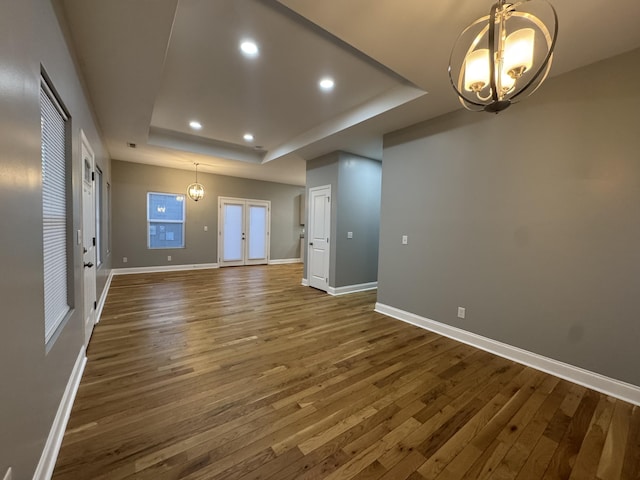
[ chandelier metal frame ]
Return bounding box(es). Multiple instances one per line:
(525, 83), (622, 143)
(449, 0), (558, 113)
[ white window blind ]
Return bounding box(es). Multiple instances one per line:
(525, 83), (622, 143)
(41, 80), (70, 343)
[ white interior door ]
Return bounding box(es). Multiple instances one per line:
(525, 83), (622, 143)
(219, 197), (270, 267)
(308, 185), (331, 291)
(81, 131), (97, 344)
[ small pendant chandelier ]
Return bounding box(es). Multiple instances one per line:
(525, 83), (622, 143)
(187, 162), (205, 202)
(449, 0), (558, 113)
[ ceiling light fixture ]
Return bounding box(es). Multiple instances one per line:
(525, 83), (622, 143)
(240, 40), (259, 57)
(319, 77), (335, 91)
(243, 133), (254, 142)
(189, 120), (202, 130)
(187, 163), (205, 202)
(449, 0), (558, 113)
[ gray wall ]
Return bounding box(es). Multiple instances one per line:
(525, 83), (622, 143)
(305, 152), (381, 288)
(378, 48), (640, 387)
(111, 160), (304, 268)
(0, 0), (111, 478)
(335, 153), (381, 287)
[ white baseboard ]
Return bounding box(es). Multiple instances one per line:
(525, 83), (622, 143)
(301, 278), (309, 287)
(375, 302), (640, 406)
(33, 347), (87, 480)
(95, 270), (113, 324)
(113, 263), (219, 275)
(328, 282), (378, 296)
(268, 258), (303, 265)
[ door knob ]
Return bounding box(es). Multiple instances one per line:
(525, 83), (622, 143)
(84, 262), (94, 268)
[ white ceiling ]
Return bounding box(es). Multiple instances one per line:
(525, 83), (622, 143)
(60, 0), (640, 186)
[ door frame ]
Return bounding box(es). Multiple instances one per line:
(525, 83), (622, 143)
(218, 196), (271, 267)
(307, 185), (331, 291)
(80, 129), (97, 345)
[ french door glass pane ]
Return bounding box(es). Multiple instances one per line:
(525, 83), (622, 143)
(248, 205), (266, 259)
(223, 204), (243, 261)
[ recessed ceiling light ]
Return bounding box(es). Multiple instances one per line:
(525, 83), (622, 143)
(243, 133), (254, 142)
(319, 77), (335, 91)
(189, 121), (202, 130)
(240, 41), (259, 57)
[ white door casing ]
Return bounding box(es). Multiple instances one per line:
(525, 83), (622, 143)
(81, 130), (97, 344)
(218, 197), (270, 267)
(308, 185), (331, 291)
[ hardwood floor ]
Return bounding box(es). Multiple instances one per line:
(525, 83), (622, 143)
(53, 264), (639, 480)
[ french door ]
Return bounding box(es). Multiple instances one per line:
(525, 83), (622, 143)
(218, 197), (270, 267)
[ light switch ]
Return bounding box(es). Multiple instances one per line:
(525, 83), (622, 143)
(204, 225), (208, 232)
(402, 235), (408, 245)
(347, 232), (353, 239)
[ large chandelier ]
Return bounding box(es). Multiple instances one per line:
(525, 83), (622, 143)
(187, 162), (205, 202)
(449, 0), (558, 113)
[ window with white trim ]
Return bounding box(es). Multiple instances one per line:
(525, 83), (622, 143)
(40, 75), (71, 343)
(147, 192), (185, 249)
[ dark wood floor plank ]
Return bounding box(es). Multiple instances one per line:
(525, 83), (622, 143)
(621, 405), (640, 480)
(596, 400), (633, 480)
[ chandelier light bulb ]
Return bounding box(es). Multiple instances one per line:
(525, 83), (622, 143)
(464, 49), (490, 92)
(503, 28), (535, 79)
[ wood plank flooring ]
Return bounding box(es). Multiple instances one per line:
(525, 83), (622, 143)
(53, 264), (640, 479)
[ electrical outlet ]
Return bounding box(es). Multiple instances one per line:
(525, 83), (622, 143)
(167, 255), (172, 261)
(3, 467), (12, 480)
(122, 257), (128, 263)
(402, 235), (408, 245)
(347, 232), (353, 239)
(457, 307), (466, 319)
(204, 225), (208, 232)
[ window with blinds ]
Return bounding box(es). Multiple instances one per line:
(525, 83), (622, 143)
(41, 77), (71, 343)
